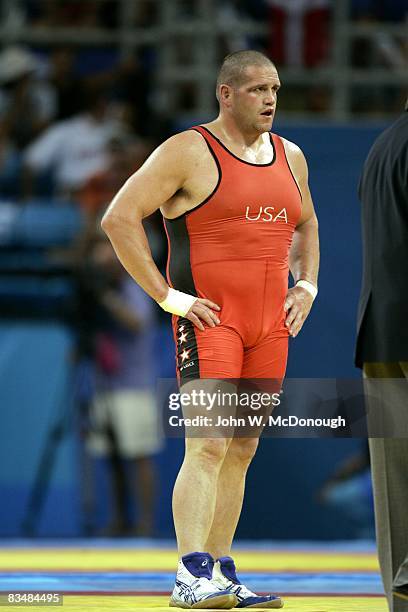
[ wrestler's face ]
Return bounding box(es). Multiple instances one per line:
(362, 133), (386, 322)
(227, 64), (280, 134)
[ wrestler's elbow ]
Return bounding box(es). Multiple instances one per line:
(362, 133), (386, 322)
(308, 214), (319, 234)
(295, 214), (318, 233)
(101, 208), (134, 238)
(100, 207), (118, 235)
(101, 197), (143, 236)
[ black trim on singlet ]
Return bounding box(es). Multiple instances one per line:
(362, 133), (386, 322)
(164, 215), (201, 383)
(175, 317), (200, 385)
(164, 215), (196, 295)
(281, 138), (303, 202)
(199, 125), (276, 167)
(163, 128), (222, 222)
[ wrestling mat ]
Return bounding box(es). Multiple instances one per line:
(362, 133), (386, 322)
(0, 540), (387, 611)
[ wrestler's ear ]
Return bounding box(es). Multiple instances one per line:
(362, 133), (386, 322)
(219, 84), (233, 107)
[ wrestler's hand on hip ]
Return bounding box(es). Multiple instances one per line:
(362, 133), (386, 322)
(186, 298), (221, 331)
(284, 287), (314, 337)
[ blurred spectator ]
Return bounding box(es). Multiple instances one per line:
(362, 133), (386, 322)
(0, 46), (56, 197)
(267, 0), (331, 67)
(79, 135), (151, 217)
(102, 49), (172, 142)
(1, 0), (26, 30)
(318, 444), (375, 538)
(133, 0), (159, 27)
(27, 0), (104, 28)
(23, 85), (123, 199)
(75, 234), (162, 537)
(351, 0), (407, 69)
(71, 135), (152, 259)
(45, 46), (85, 120)
(350, 0), (407, 114)
(108, 54), (152, 139)
(217, 0), (252, 54)
(0, 46), (56, 149)
(43, 133), (166, 282)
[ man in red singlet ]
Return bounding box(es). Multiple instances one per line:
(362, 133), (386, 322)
(102, 50), (319, 609)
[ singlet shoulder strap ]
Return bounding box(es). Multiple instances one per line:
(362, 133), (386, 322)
(272, 132), (289, 161)
(188, 125), (226, 161)
(189, 125), (217, 141)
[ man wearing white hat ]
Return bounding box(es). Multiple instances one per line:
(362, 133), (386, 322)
(0, 46), (56, 150)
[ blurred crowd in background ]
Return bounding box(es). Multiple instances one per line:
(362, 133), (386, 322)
(0, 0), (406, 537)
(0, 0), (407, 203)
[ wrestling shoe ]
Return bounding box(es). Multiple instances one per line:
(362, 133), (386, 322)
(212, 556), (283, 608)
(169, 552), (238, 609)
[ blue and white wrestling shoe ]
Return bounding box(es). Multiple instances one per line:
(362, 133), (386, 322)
(170, 552), (238, 609)
(212, 556), (283, 608)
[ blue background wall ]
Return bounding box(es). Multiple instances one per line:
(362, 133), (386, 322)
(0, 122), (384, 539)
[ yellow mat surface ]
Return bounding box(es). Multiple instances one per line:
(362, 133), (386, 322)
(0, 546), (385, 611)
(0, 595), (388, 612)
(0, 549), (379, 572)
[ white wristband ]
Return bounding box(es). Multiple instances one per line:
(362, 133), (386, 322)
(296, 280), (318, 300)
(158, 287), (198, 317)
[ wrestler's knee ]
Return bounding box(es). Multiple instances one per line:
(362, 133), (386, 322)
(185, 437), (230, 467)
(227, 437), (259, 465)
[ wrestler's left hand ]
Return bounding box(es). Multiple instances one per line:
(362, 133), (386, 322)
(284, 286), (314, 337)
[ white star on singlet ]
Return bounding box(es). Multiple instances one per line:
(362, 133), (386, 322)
(179, 332), (188, 344)
(180, 349), (190, 362)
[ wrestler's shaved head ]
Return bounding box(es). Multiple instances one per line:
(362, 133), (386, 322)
(216, 50), (276, 101)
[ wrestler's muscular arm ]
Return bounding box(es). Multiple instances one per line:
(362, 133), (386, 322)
(101, 131), (220, 331)
(282, 139), (320, 337)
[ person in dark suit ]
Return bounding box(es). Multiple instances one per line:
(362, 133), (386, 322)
(356, 99), (408, 611)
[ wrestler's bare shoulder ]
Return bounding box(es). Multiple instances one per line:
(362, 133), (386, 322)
(280, 136), (308, 178)
(154, 129), (210, 171)
(279, 136), (304, 159)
